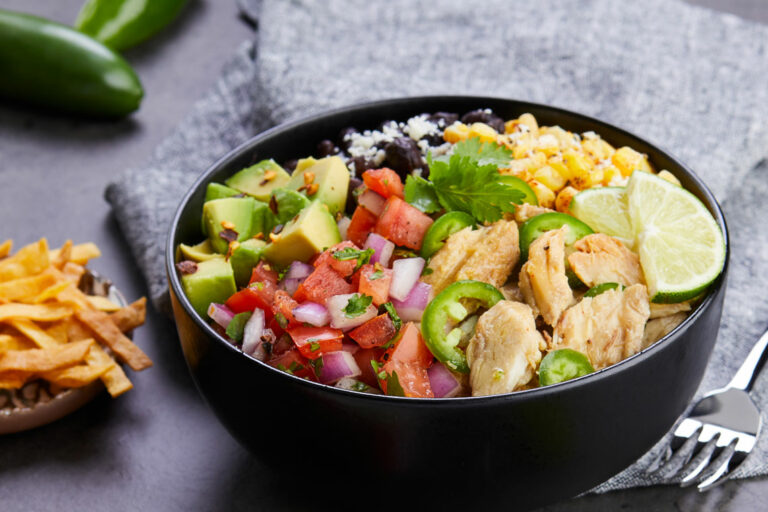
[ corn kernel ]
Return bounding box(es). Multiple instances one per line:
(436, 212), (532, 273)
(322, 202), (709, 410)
(527, 179), (556, 208)
(586, 168), (605, 188)
(658, 170), (682, 186)
(612, 146), (652, 177)
(511, 132), (534, 159)
(548, 159), (571, 181)
(555, 186), (579, 214)
(443, 122), (470, 143)
(601, 165), (621, 186)
(468, 122), (498, 143)
(541, 126), (577, 150)
(505, 159), (533, 180)
(563, 150), (593, 188)
(504, 120), (519, 134)
(535, 134), (560, 156)
(518, 113), (539, 135)
(533, 165), (567, 192)
(581, 138), (615, 161)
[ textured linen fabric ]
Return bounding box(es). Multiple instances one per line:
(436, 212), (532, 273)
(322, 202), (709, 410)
(105, 0), (768, 492)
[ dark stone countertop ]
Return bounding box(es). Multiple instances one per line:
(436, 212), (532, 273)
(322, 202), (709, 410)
(0, 1), (766, 510)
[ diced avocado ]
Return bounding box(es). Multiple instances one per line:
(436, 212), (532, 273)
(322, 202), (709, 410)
(180, 257), (237, 318)
(252, 200), (276, 238)
(205, 183), (242, 202)
(179, 240), (218, 262)
(225, 159), (291, 201)
(271, 187), (310, 225)
(287, 156), (350, 216)
(203, 197), (256, 254)
(230, 238), (267, 287)
(295, 157), (318, 173)
(263, 200), (341, 267)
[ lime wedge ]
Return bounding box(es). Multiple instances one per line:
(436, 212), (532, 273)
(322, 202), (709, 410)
(626, 171), (725, 303)
(569, 187), (634, 246)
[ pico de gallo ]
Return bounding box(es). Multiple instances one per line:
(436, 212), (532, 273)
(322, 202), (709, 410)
(175, 109), (725, 398)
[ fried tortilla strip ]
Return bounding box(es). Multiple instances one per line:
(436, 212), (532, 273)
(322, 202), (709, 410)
(0, 338), (93, 372)
(0, 371), (30, 389)
(10, 318), (61, 349)
(0, 303), (73, 322)
(86, 344), (132, 397)
(0, 239), (50, 282)
(62, 262), (86, 284)
(0, 333), (36, 351)
(86, 296), (122, 312)
(66, 317), (93, 341)
(75, 309), (152, 371)
(42, 361), (112, 388)
(51, 240), (73, 269)
(45, 321), (69, 344)
(33, 281), (74, 304)
(0, 239), (12, 259)
(49, 242), (101, 266)
(0, 269), (58, 302)
(109, 297), (147, 333)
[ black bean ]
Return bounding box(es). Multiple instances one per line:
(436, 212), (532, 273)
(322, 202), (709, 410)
(337, 127), (357, 151)
(423, 132), (446, 147)
(384, 137), (424, 178)
(428, 111), (459, 127)
(461, 109), (505, 133)
(351, 156), (375, 178)
(316, 139), (336, 157)
(283, 159), (298, 173)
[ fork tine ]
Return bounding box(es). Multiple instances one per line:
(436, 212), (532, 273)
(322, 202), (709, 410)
(680, 436), (734, 488)
(697, 447), (750, 491)
(646, 421), (703, 477)
(678, 430), (724, 486)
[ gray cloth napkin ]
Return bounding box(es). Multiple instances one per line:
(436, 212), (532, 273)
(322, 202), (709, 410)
(105, 0), (768, 492)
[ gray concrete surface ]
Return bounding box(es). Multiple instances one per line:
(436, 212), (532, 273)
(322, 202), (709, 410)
(0, 1), (765, 510)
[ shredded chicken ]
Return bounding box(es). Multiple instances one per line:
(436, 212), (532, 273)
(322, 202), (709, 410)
(514, 203), (554, 224)
(467, 301), (544, 396)
(455, 219), (520, 289)
(649, 301), (692, 319)
(642, 312), (687, 349)
(567, 233), (643, 288)
(421, 226), (483, 295)
(551, 284), (650, 369)
(519, 227), (574, 326)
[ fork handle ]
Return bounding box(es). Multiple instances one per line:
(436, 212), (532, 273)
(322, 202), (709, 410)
(728, 327), (768, 391)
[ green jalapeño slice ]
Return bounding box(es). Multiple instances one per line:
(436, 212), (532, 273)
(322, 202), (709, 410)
(420, 211), (475, 259)
(538, 348), (595, 386)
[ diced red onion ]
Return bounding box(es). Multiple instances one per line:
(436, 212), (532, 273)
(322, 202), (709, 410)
(363, 233), (395, 267)
(341, 341), (360, 355)
(326, 293), (378, 330)
(318, 350), (361, 385)
(242, 308), (266, 358)
(286, 261), (313, 279)
(391, 281), (431, 322)
(337, 216), (351, 239)
(292, 301), (330, 326)
(358, 189), (386, 216)
(428, 362), (462, 398)
(389, 257), (425, 301)
(280, 277), (303, 296)
(207, 303), (234, 329)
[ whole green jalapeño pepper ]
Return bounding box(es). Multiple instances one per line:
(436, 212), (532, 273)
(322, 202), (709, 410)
(75, 0), (188, 51)
(420, 211), (475, 259)
(421, 280), (504, 373)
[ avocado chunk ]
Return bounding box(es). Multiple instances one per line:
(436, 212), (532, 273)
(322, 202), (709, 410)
(287, 156), (350, 216)
(205, 182), (242, 202)
(230, 238), (267, 287)
(179, 240), (218, 262)
(180, 257), (237, 318)
(203, 197), (256, 254)
(225, 159), (291, 201)
(252, 201), (276, 238)
(263, 200), (341, 267)
(270, 187), (310, 225)
(295, 157), (318, 173)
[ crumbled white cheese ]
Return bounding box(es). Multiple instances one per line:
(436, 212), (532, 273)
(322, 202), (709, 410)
(404, 115), (438, 142)
(582, 131), (598, 140)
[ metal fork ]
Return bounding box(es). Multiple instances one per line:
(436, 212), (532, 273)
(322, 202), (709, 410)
(647, 328), (768, 491)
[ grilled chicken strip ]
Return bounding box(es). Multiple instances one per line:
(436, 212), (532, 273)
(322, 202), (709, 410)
(567, 233), (643, 288)
(455, 219), (520, 289)
(514, 203), (554, 224)
(421, 226), (484, 295)
(467, 300), (545, 396)
(649, 301), (692, 319)
(551, 284), (650, 369)
(519, 227), (575, 326)
(642, 312), (688, 348)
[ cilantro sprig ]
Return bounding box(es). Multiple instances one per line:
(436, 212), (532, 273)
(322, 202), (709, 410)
(332, 247), (374, 272)
(344, 294), (373, 318)
(405, 137), (524, 223)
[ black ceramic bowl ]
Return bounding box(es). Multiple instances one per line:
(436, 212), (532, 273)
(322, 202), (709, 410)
(166, 96), (729, 510)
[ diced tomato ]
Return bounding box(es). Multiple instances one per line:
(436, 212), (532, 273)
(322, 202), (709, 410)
(379, 323), (434, 398)
(358, 264), (392, 306)
(374, 196), (434, 251)
(347, 206), (378, 247)
(362, 168), (404, 199)
(348, 314), (397, 349)
(268, 347), (316, 380)
(313, 241), (360, 278)
(353, 347), (385, 388)
(225, 287), (274, 319)
(293, 263), (354, 305)
(249, 261), (279, 288)
(268, 315), (286, 339)
(287, 326), (344, 359)
(272, 290), (299, 326)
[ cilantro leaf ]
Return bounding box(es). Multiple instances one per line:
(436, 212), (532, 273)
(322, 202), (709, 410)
(382, 302), (402, 331)
(225, 312), (252, 343)
(333, 247), (374, 272)
(446, 137), (513, 167)
(428, 153), (525, 223)
(369, 270), (384, 280)
(404, 175), (441, 214)
(386, 371), (406, 396)
(344, 294), (373, 318)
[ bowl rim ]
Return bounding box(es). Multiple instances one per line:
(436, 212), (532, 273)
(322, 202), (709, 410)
(166, 94), (730, 404)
